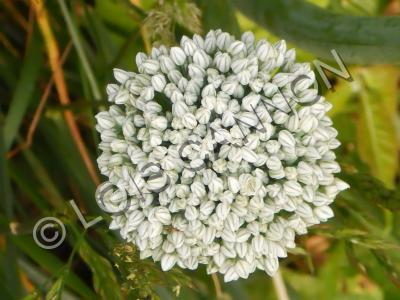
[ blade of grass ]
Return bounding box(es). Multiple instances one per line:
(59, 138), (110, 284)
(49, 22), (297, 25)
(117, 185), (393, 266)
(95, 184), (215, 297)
(31, 0), (100, 186)
(7, 42), (73, 159)
(21, 147), (65, 209)
(38, 117), (98, 212)
(18, 259), (79, 300)
(0, 121), (23, 299)
(0, 48), (19, 89)
(9, 162), (50, 212)
(57, 0), (102, 102)
(12, 235), (96, 299)
(4, 27), (42, 151)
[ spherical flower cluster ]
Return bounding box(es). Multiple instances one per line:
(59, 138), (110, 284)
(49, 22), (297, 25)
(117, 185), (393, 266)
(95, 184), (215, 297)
(95, 29), (349, 282)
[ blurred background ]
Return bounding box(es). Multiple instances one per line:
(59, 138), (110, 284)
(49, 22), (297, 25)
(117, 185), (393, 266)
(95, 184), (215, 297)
(1, 0), (400, 299)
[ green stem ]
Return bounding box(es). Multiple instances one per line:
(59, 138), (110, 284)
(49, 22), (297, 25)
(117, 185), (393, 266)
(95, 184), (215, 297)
(272, 270), (290, 300)
(57, 0), (102, 101)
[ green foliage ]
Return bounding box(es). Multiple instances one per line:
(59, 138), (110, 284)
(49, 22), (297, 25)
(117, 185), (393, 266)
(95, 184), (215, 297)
(3, 28), (43, 151)
(356, 67), (399, 188)
(144, 0), (202, 46)
(79, 240), (123, 300)
(113, 244), (194, 299)
(199, 0), (240, 37)
(235, 0), (400, 63)
(45, 275), (66, 300)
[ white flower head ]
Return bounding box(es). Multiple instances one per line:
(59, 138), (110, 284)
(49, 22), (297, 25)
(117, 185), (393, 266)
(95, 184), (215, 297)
(95, 30), (348, 282)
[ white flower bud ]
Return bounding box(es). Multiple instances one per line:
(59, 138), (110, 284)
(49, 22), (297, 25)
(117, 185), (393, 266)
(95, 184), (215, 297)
(193, 34), (204, 49)
(188, 64), (206, 78)
(151, 74), (166, 92)
(216, 32), (231, 50)
(203, 227), (216, 245)
(216, 203), (230, 220)
(241, 31), (255, 46)
(235, 260), (249, 278)
(127, 211), (145, 230)
(242, 93), (260, 112)
(113, 68), (131, 83)
(299, 115), (318, 133)
(185, 205), (199, 221)
(278, 130), (296, 148)
(200, 201), (215, 216)
(225, 213), (240, 231)
(182, 113), (197, 129)
(256, 41), (272, 61)
(195, 107), (211, 124)
(296, 203), (313, 218)
(224, 266), (239, 282)
(228, 41), (246, 56)
(221, 229), (236, 243)
(193, 49), (211, 69)
(314, 206), (334, 221)
(231, 58), (248, 74)
(154, 207), (171, 225)
(264, 257), (279, 275)
(96, 112), (115, 130)
(236, 229), (251, 243)
(142, 60), (160, 75)
(266, 156), (282, 170)
(170, 47), (186, 66)
(150, 116), (168, 131)
(215, 53), (231, 73)
(241, 148), (258, 163)
(335, 178), (350, 191)
(180, 36), (197, 55)
(159, 56), (175, 73)
(252, 235), (265, 254)
(161, 253), (177, 271)
(204, 35), (216, 53)
(283, 180), (302, 197)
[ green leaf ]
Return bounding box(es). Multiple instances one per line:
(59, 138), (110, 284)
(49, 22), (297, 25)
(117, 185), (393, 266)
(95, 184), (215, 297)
(349, 244), (399, 299)
(339, 172), (400, 213)
(372, 250), (400, 289)
(12, 235), (96, 299)
(21, 293), (41, 300)
(21, 147), (65, 210)
(326, 77), (357, 117)
(356, 66), (399, 188)
(4, 27), (43, 150)
(79, 241), (123, 300)
(286, 243), (384, 300)
(0, 118), (23, 299)
(95, 0), (141, 34)
(234, 0), (400, 64)
(327, 0), (390, 16)
(45, 275), (65, 300)
(198, 0), (240, 37)
(57, 0), (102, 102)
(37, 116), (98, 212)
